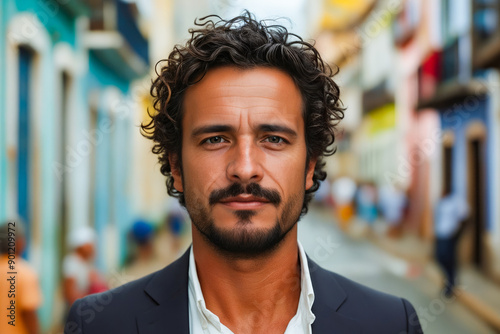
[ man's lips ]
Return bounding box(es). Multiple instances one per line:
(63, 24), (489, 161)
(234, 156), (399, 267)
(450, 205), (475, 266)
(218, 195), (270, 209)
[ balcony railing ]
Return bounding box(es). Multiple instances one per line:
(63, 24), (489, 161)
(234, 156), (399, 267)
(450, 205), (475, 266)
(84, 0), (149, 80)
(416, 43), (485, 111)
(417, 51), (442, 102)
(116, 0), (148, 65)
(362, 80), (394, 114)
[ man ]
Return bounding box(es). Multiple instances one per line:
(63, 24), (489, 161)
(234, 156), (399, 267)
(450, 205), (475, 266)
(65, 13), (422, 333)
(434, 190), (469, 297)
(0, 220), (42, 334)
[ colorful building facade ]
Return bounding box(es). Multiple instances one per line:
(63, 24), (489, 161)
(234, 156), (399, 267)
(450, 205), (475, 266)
(411, 0), (500, 278)
(0, 0), (150, 329)
(315, 0), (500, 279)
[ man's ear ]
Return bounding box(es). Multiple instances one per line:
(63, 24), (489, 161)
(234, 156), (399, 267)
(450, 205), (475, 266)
(168, 154), (183, 192)
(305, 157), (317, 191)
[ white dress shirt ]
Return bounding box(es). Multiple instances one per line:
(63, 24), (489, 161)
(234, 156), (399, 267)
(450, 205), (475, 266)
(188, 241), (316, 334)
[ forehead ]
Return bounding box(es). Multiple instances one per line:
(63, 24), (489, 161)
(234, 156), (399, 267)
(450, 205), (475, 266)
(182, 66), (304, 129)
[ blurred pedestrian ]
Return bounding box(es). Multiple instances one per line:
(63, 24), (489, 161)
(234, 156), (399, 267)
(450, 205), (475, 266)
(378, 183), (407, 237)
(331, 176), (357, 229)
(356, 181), (378, 226)
(434, 190), (469, 297)
(62, 226), (107, 308)
(0, 220), (42, 334)
(124, 220), (163, 280)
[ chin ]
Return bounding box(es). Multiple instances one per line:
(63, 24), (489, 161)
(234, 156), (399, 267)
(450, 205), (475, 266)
(197, 217), (296, 258)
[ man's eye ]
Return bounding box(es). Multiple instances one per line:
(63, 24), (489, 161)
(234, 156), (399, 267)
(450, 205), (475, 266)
(266, 136), (284, 144)
(205, 136), (225, 144)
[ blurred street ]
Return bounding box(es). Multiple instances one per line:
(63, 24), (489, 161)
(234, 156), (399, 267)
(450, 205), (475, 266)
(298, 206), (497, 334)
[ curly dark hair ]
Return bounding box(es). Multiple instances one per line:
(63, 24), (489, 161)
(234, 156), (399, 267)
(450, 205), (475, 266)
(141, 11), (344, 214)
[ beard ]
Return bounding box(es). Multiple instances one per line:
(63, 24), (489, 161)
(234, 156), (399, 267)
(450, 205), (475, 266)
(184, 182), (305, 259)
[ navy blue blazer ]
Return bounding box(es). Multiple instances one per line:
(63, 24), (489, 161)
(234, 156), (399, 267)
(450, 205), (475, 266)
(65, 248), (422, 333)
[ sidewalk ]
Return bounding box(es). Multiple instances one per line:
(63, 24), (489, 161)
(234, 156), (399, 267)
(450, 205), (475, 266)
(344, 217), (500, 332)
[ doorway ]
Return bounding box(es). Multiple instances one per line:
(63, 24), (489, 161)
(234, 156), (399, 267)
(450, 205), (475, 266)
(467, 136), (487, 269)
(17, 46), (34, 256)
(57, 71), (71, 274)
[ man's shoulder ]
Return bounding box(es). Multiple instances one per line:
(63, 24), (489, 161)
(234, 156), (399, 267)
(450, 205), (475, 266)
(321, 265), (403, 304)
(309, 260), (421, 333)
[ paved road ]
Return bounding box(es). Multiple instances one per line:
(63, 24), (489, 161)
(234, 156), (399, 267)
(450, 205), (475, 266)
(298, 206), (495, 334)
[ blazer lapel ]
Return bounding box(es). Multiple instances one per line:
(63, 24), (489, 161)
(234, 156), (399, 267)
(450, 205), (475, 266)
(308, 257), (362, 334)
(137, 248), (191, 334)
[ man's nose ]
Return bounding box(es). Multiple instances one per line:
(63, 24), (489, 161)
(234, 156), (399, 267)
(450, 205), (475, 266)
(226, 139), (264, 184)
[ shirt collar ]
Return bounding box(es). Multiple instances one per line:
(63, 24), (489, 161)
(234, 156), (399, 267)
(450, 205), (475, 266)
(188, 248), (221, 331)
(188, 240), (316, 330)
(298, 240), (316, 324)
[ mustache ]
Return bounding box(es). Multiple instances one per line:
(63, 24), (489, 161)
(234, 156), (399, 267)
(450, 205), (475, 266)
(209, 183), (282, 206)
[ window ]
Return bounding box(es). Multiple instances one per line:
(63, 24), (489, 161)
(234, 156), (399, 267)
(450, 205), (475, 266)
(441, 39), (460, 82)
(473, 0), (499, 42)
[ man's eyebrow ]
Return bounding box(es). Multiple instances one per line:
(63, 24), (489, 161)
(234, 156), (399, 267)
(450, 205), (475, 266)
(191, 124), (235, 137)
(191, 124), (298, 137)
(258, 124), (297, 137)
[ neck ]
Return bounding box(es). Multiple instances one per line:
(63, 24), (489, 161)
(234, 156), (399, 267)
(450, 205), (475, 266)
(192, 225), (301, 333)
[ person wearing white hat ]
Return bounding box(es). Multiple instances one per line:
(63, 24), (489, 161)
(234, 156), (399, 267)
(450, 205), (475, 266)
(62, 226), (106, 308)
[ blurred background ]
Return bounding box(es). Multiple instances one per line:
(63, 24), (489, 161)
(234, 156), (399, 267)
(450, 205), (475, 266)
(1, 0), (500, 333)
